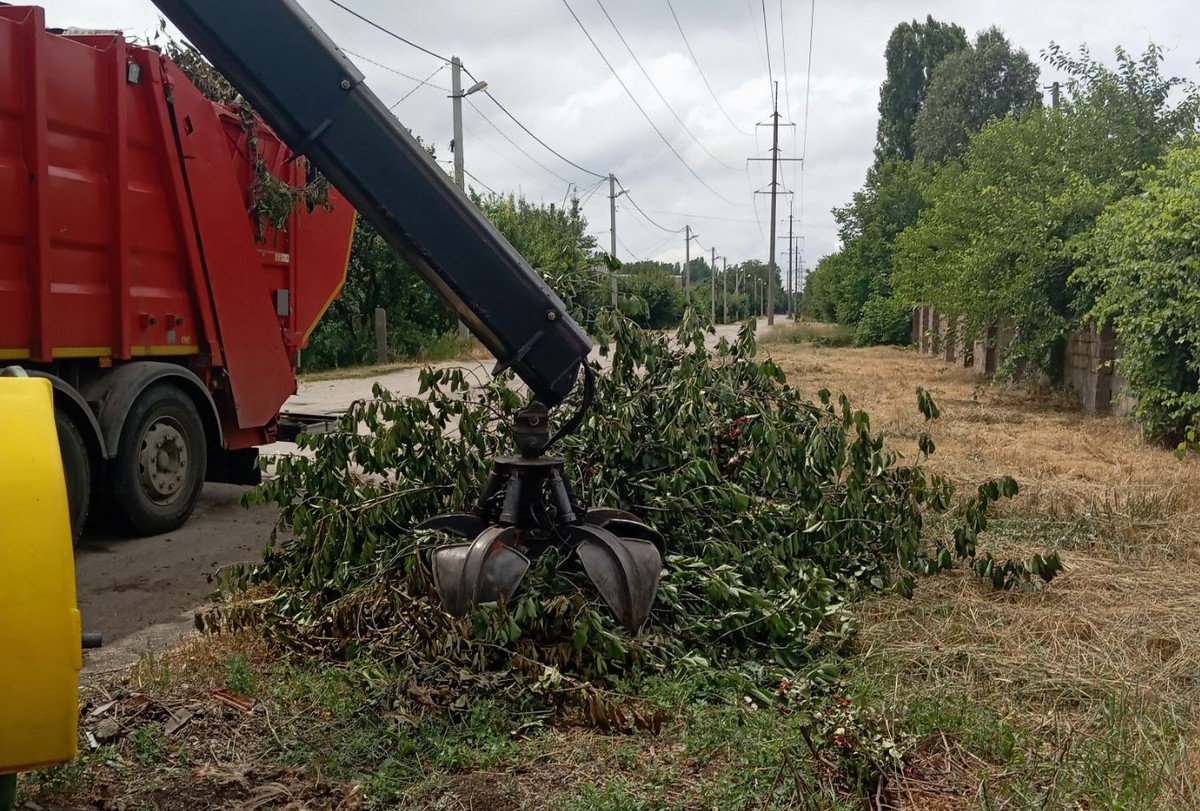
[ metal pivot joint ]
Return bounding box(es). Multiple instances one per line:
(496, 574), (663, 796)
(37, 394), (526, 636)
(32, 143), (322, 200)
(423, 393), (662, 632)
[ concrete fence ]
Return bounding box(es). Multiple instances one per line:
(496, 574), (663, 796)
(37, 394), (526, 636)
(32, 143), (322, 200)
(911, 306), (1135, 417)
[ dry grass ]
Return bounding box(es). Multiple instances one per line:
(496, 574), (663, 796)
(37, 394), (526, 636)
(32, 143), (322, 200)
(769, 342), (1200, 523)
(764, 342), (1200, 806)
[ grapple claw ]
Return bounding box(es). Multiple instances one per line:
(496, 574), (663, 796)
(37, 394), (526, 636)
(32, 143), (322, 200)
(431, 526), (530, 617)
(564, 523), (662, 632)
(426, 398), (663, 631)
(417, 512), (487, 540)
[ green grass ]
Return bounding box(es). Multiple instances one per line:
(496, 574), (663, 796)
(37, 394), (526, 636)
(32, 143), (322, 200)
(765, 321), (856, 348)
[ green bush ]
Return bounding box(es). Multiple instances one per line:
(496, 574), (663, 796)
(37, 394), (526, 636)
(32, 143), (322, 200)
(619, 271), (685, 329)
(229, 312), (1055, 717)
(854, 296), (914, 346)
(1077, 138), (1200, 441)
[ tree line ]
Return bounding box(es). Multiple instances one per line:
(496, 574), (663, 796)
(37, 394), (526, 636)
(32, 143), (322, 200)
(802, 16), (1200, 442)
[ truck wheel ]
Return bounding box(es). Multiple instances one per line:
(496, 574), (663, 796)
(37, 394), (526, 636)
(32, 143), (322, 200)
(112, 384), (208, 536)
(55, 409), (91, 543)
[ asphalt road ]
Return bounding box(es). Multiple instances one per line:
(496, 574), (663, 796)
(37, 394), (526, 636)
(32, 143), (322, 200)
(77, 319), (786, 673)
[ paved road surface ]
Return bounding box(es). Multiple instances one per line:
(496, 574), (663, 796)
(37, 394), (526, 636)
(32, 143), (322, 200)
(77, 319), (786, 672)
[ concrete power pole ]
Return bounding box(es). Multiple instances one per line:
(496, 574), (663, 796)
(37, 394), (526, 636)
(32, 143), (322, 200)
(451, 57), (469, 340)
(722, 257), (728, 324)
(608, 174), (619, 307)
(710, 247), (717, 323)
(684, 226), (698, 289)
(786, 207), (794, 319)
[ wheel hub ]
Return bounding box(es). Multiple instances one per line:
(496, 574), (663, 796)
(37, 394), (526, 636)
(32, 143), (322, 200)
(138, 418), (189, 503)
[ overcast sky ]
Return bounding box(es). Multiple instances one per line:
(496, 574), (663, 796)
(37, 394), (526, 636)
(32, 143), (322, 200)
(38, 1), (1200, 279)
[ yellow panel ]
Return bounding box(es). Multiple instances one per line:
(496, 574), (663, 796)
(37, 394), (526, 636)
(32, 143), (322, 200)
(0, 349), (31, 361)
(0, 378), (81, 774)
(131, 345), (200, 357)
(51, 346), (111, 359)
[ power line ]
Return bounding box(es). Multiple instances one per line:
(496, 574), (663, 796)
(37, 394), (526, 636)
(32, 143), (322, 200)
(561, 0), (746, 206)
(800, 0), (815, 163)
(388, 63), (447, 110)
(635, 208), (762, 225)
(594, 0), (736, 170)
(800, 0), (815, 223)
(617, 181), (685, 233)
(778, 0), (799, 199)
(328, 0), (606, 181)
(463, 168), (497, 196)
(325, 0), (450, 63)
(472, 86), (607, 180)
(664, 0), (752, 137)
(759, 0), (774, 96)
(343, 48), (450, 93)
(464, 97), (575, 185)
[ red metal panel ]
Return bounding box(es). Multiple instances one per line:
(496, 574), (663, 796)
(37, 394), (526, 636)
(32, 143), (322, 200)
(162, 61), (300, 429)
(20, 7), (49, 360)
(0, 11), (33, 356)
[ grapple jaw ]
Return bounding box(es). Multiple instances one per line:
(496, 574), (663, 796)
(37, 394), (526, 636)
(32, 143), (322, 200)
(421, 401), (663, 633)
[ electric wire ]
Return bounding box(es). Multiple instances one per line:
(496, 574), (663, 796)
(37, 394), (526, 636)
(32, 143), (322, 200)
(327, 0), (606, 180)
(463, 168), (498, 195)
(389, 63), (447, 110)
(326, 0), (450, 63)
(464, 97), (575, 186)
(343, 48), (450, 93)
(664, 0), (753, 136)
(759, 0), (774, 94)
(595, 0), (736, 169)
(561, 0), (746, 206)
(617, 181), (685, 233)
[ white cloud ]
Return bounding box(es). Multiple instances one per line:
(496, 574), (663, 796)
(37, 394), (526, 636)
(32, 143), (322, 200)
(31, 0), (1200, 274)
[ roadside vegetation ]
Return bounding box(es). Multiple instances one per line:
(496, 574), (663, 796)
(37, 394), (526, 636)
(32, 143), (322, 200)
(22, 337), (1198, 810)
(803, 16), (1200, 444)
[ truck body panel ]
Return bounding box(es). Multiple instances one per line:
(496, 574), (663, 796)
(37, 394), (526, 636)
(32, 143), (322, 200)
(0, 5), (356, 447)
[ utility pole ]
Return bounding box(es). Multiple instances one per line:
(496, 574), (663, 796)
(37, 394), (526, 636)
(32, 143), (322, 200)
(722, 257), (728, 324)
(1051, 81), (1060, 109)
(710, 246), (717, 323)
(780, 205), (798, 319)
(766, 82), (780, 325)
(748, 82), (799, 327)
(684, 226), (699, 289)
(607, 174), (622, 307)
(450, 56), (475, 340)
(451, 57), (466, 190)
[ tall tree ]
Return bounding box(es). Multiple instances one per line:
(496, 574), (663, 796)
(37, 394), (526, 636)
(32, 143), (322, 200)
(875, 16), (968, 163)
(912, 28), (1041, 164)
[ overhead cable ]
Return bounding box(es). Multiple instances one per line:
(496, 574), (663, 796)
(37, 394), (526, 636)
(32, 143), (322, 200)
(664, 0), (753, 136)
(594, 0), (736, 170)
(561, 0), (747, 206)
(328, 0), (606, 180)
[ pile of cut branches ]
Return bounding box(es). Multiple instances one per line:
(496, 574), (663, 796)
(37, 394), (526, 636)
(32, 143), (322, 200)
(219, 313), (1057, 715)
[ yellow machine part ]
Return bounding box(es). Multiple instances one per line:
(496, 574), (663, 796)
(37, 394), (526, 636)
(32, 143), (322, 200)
(0, 377), (81, 774)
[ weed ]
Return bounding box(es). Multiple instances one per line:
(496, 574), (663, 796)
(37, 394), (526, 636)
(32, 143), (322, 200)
(130, 724), (168, 765)
(765, 321), (855, 348)
(133, 649), (172, 690)
(223, 653), (256, 696)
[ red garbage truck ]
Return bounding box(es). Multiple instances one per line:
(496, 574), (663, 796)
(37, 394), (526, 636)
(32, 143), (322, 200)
(0, 6), (357, 536)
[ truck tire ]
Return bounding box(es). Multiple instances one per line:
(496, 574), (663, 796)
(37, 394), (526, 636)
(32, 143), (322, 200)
(55, 409), (91, 543)
(111, 384), (208, 536)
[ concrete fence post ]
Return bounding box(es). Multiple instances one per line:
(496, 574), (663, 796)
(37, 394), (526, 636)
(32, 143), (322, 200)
(374, 307), (388, 365)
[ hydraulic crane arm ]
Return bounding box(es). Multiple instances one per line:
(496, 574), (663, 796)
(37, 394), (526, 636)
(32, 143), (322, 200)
(151, 0), (591, 407)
